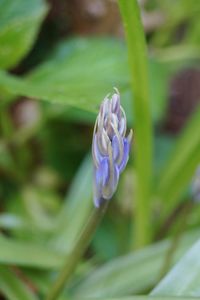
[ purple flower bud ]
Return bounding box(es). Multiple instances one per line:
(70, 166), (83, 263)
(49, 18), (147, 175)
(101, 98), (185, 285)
(92, 89), (133, 207)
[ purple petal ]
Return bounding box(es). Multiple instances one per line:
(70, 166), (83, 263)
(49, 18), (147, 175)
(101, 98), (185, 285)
(112, 135), (120, 162)
(102, 163), (119, 200)
(113, 163), (120, 191)
(96, 157), (109, 186)
(119, 139), (130, 173)
(93, 182), (102, 208)
(93, 157), (109, 207)
(118, 117), (125, 136)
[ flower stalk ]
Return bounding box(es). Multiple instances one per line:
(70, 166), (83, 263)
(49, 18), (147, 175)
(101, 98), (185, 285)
(45, 200), (108, 300)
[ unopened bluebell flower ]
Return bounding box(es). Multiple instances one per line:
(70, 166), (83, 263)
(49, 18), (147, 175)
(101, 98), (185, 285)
(92, 89), (133, 207)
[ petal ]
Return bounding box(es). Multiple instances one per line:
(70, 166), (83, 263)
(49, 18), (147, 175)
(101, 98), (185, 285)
(111, 93), (120, 114)
(101, 129), (109, 152)
(93, 179), (105, 208)
(93, 181), (102, 208)
(95, 157), (109, 187)
(119, 138), (130, 173)
(92, 134), (102, 166)
(102, 163), (119, 200)
(93, 157), (110, 207)
(112, 135), (120, 162)
(118, 117), (125, 136)
(111, 125), (124, 165)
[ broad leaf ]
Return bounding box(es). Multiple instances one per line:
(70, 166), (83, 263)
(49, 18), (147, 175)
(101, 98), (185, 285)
(0, 0), (48, 69)
(0, 38), (169, 121)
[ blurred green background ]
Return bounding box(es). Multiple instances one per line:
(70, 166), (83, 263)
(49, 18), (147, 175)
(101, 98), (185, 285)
(0, 0), (200, 299)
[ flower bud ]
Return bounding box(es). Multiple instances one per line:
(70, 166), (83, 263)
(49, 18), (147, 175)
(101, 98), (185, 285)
(92, 89), (133, 207)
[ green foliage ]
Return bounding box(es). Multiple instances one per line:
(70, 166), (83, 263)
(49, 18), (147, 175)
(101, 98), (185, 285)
(0, 0), (48, 69)
(73, 229), (200, 297)
(0, 39), (169, 122)
(151, 238), (200, 296)
(0, 235), (63, 269)
(0, 266), (38, 300)
(0, 0), (200, 299)
(156, 105), (200, 221)
(119, 0), (153, 247)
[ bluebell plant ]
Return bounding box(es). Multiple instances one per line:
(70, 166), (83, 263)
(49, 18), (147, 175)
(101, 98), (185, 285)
(92, 89), (133, 207)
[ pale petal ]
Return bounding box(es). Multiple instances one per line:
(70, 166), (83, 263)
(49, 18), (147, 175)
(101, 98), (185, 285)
(119, 138), (130, 173)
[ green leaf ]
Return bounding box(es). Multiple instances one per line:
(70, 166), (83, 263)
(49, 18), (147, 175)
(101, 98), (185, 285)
(118, 0), (153, 247)
(151, 238), (200, 297)
(75, 298), (199, 300)
(0, 38), (169, 122)
(0, 235), (63, 269)
(0, 213), (27, 230)
(0, 266), (38, 300)
(50, 155), (93, 253)
(156, 105), (200, 220)
(0, 0), (48, 69)
(72, 229), (200, 297)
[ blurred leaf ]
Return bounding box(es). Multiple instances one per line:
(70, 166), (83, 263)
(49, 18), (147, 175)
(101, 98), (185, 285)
(0, 266), (38, 300)
(0, 38), (169, 122)
(0, 235), (63, 268)
(39, 119), (90, 180)
(0, 213), (27, 230)
(152, 0), (200, 48)
(0, 0), (48, 69)
(72, 229), (200, 297)
(21, 186), (57, 232)
(156, 105), (200, 220)
(22, 269), (51, 295)
(151, 238), (200, 296)
(51, 155), (93, 253)
(75, 298), (198, 300)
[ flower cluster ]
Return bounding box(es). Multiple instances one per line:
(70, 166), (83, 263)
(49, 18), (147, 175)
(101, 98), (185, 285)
(92, 89), (133, 207)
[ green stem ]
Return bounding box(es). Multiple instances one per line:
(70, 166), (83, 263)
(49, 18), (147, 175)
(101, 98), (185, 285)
(118, 0), (153, 247)
(45, 200), (108, 300)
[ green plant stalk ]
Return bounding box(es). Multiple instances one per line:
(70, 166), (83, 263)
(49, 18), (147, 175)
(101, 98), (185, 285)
(45, 200), (108, 300)
(118, 0), (153, 247)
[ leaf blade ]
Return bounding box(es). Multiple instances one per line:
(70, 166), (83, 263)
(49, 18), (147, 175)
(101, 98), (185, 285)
(151, 238), (200, 297)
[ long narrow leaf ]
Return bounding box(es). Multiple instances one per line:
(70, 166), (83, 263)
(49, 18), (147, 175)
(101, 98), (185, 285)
(76, 297), (199, 300)
(156, 105), (200, 221)
(73, 229), (200, 297)
(0, 235), (63, 268)
(151, 238), (200, 296)
(50, 155), (93, 253)
(0, 266), (38, 300)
